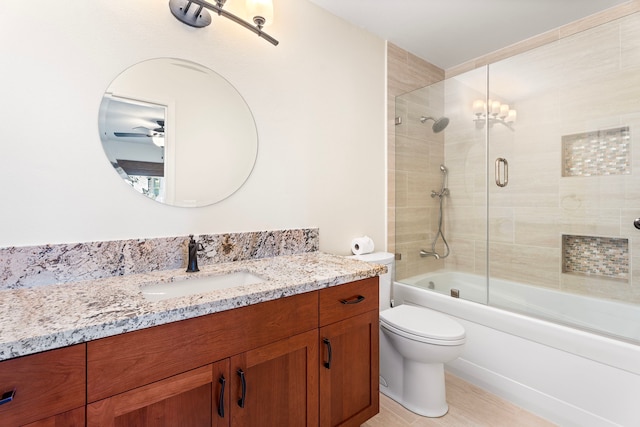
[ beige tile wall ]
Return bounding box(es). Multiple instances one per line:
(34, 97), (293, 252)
(482, 12), (640, 302)
(386, 43), (444, 279)
(445, 0), (640, 79)
(395, 90), (446, 279)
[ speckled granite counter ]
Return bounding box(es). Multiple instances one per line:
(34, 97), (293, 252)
(0, 252), (385, 361)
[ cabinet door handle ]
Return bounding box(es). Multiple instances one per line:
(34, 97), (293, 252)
(0, 389), (15, 406)
(323, 338), (332, 369)
(340, 295), (365, 304)
(217, 375), (226, 418)
(237, 369), (246, 408)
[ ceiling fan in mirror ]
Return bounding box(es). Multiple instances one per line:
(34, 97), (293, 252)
(114, 120), (166, 147)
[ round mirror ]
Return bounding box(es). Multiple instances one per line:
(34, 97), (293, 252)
(98, 58), (258, 207)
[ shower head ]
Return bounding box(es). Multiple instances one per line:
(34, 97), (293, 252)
(440, 164), (448, 174)
(420, 116), (450, 133)
(433, 117), (449, 133)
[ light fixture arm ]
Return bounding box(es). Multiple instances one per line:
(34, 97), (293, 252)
(169, 0), (279, 46)
(474, 114), (515, 131)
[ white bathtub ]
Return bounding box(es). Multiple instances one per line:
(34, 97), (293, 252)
(394, 271), (640, 427)
(403, 270), (640, 341)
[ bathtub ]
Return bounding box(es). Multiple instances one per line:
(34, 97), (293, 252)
(394, 271), (640, 427)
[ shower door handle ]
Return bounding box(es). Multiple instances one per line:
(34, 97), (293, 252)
(495, 158), (508, 187)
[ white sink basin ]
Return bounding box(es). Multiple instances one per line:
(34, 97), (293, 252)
(142, 271), (265, 302)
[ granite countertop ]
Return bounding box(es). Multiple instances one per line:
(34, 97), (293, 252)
(0, 252), (385, 361)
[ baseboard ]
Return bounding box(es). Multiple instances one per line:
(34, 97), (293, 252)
(446, 357), (619, 427)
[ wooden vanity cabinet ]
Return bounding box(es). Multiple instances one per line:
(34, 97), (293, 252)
(319, 277), (380, 427)
(87, 291), (318, 403)
(87, 291), (320, 426)
(0, 344), (86, 427)
(3, 276), (379, 426)
(87, 331), (320, 427)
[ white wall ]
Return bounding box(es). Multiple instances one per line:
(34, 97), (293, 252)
(0, 0), (386, 255)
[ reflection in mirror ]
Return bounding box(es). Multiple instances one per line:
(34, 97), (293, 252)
(98, 58), (258, 207)
(99, 96), (167, 200)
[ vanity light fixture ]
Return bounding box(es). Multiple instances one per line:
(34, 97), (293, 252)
(472, 99), (516, 130)
(169, 0), (279, 46)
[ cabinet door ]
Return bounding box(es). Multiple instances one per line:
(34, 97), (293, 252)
(0, 345), (85, 427)
(230, 329), (319, 427)
(87, 361), (229, 427)
(319, 310), (379, 427)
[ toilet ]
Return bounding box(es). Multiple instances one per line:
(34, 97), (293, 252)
(352, 252), (466, 418)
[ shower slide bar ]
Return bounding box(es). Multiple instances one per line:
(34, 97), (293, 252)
(420, 165), (450, 260)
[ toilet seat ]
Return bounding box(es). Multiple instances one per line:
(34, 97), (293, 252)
(380, 305), (465, 346)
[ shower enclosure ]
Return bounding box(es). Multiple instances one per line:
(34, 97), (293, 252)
(394, 11), (640, 344)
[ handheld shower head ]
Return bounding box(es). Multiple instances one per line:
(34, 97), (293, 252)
(432, 164), (449, 198)
(420, 116), (450, 133)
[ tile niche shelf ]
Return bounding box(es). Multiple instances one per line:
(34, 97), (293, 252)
(562, 234), (629, 281)
(562, 126), (631, 177)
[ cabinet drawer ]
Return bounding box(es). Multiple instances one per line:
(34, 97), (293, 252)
(88, 290), (319, 402)
(87, 364), (215, 426)
(0, 345), (86, 427)
(319, 277), (379, 326)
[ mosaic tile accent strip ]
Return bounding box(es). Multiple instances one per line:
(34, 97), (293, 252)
(562, 234), (628, 280)
(562, 126), (630, 177)
(0, 228), (319, 290)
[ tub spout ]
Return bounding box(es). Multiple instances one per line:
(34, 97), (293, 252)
(420, 249), (440, 259)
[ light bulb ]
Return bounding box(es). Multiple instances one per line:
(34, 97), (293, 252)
(472, 100), (485, 115)
(151, 135), (165, 147)
(499, 104), (510, 118)
(246, 0), (273, 28)
(491, 101), (501, 115)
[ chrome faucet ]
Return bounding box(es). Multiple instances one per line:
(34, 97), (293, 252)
(186, 235), (204, 272)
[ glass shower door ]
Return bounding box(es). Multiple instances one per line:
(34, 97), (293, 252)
(394, 67), (489, 303)
(486, 13), (640, 341)
(441, 67), (489, 304)
(394, 11), (640, 343)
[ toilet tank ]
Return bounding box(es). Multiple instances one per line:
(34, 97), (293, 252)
(349, 252), (395, 311)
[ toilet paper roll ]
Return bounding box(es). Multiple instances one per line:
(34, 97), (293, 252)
(351, 236), (375, 255)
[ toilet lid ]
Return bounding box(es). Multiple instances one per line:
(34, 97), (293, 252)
(380, 305), (465, 342)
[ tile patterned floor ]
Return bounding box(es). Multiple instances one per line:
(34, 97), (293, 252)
(362, 373), (557, 426)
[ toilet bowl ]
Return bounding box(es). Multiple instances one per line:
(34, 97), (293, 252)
(351, 252), (466, 418)
(380, 304), (465, 417)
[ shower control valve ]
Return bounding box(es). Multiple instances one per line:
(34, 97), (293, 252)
(634, 218), (640, 230)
